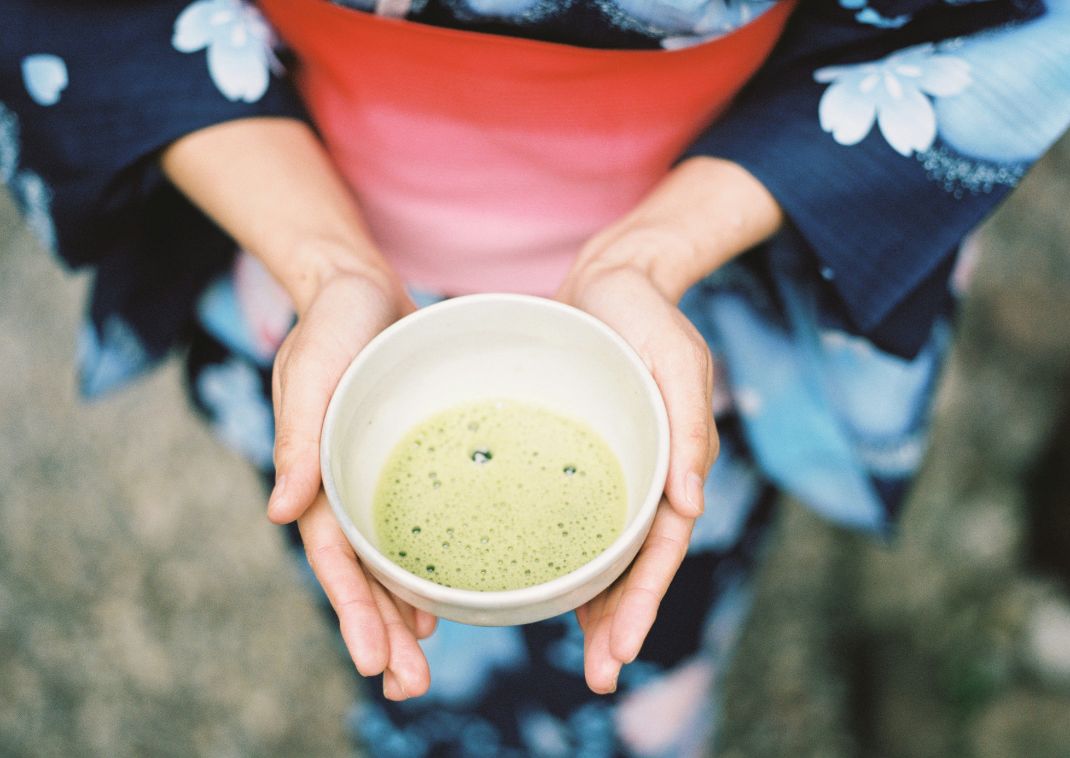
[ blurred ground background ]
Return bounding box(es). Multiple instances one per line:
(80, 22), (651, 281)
(719, 135), (1070, 757)
(1, 133), (1068, 756)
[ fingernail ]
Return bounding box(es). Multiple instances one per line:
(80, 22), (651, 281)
(607, 665), (620, 694)
(599, 658), (621, 694)
(685, 472), (704, 516)
(383, 670), (407, 700)
(267, 474), (288, 518)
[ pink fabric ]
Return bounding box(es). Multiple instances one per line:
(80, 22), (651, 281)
(260, 0), (794, 295)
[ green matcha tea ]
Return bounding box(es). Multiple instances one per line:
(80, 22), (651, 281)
(373, 399), (627, 590)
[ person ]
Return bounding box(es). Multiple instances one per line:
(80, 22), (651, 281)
(3, 0), (1069, 754)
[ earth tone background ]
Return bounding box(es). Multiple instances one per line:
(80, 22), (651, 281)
(1, 134), (1068, 757)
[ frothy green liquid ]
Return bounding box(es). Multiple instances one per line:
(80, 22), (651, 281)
(373, 400), (627, 590)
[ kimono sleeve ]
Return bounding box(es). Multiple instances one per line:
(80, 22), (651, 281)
(684, 0), (1070, 357)
(0, 0), (307, 395)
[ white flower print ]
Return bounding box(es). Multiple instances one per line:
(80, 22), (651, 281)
(173, 0), (279, 103)
(21, 54), (68, 106)
(815, 43), (971, 157)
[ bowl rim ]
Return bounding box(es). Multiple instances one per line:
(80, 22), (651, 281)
(319, 292), (671, 612)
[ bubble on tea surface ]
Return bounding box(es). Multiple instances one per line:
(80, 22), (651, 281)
(372, 399), (627, 591)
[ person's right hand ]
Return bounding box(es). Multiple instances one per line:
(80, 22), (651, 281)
(266, 268), (410, 524)
(160, 118), (437, 698)
(265, 267), (435, 699)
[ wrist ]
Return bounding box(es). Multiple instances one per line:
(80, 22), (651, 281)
(574, 157), (783, 302)
(285, 236), (404, 317)
(571, 225), (700, 303)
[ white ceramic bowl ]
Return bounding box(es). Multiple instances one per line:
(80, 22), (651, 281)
(320, 293), (669, 626)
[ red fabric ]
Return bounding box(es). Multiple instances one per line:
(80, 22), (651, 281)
(258, 0), (794, 295)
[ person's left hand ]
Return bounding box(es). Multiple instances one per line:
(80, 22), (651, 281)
(556, 242), (719, 694)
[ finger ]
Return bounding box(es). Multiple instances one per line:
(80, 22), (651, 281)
(298, 495), (389, 677)
(369, 579), (431, 699)
(269, 284), (397, 524)
(393, 598), (438, 640)
(652, 321), (718, 518)
(268, 329), (341, 524)
(609, 502), (695, 664)
(576, 589), (605, 636)
(583, 592), (623, 694)
(413, 608), (438, 640)
(575, 604), (590, 634)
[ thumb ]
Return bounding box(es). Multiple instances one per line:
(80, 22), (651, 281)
(267, 329), (336, 524)
(652, 328), (719, 519)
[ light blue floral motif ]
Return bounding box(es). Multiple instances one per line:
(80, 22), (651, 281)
(700, 574), (752, 660)
(458, 718), (504, 756)
(691, 434), (762, 552)
(0, 102), (58, 253)
(855, 6), (910, 27)
(519, 707), (574, 757)
(815, 43), (971, 157)
(348, 701), (430, 758)
(542, 613), (662, 690)
(930, 0), (1070, 164)
(417, 620), (526, 704)
(915, 143), (1027, 197)
(569, 702), (617, 758)
(196, 358), (275, 467)
(173, 0), (279, 103)
(12, 172), (57, 253)
(0, 103), (18, 184)
(594, 0), (777, 49)
(698, 279), (890, 531)
(838, 0), (910, 28)
(818, 326), (947, 478)
(76, 316), (151, 398)
(544, 614), (585, 675)
(445, 0), (570, 22)
(21, 54), (68, 106)
(332, 0), (430, 15)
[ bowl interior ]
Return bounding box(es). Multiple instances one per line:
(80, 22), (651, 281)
(324, 295), (665, 587)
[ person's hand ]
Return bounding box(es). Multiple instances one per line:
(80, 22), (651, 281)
(266, 264), (436, 700)
(161, 119), (448, 698)
(556, 159), (782, 693)
(265, 266), (411, 523)
(557, 256), (718, 694)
